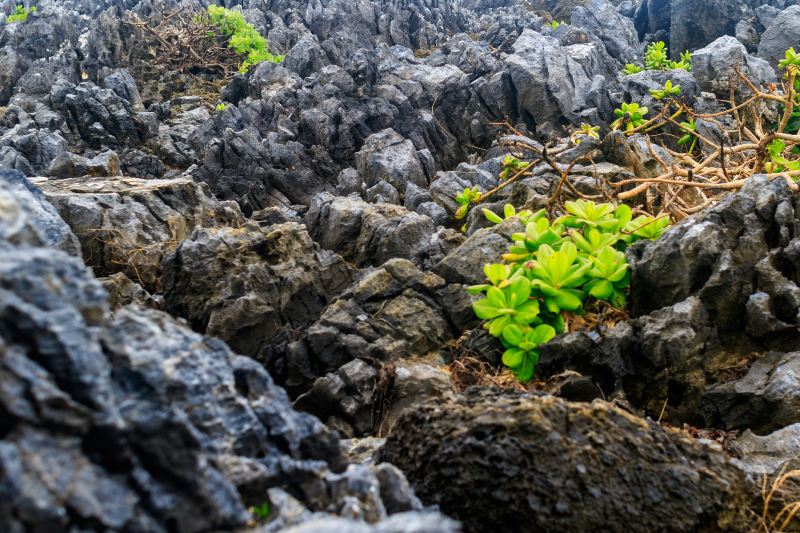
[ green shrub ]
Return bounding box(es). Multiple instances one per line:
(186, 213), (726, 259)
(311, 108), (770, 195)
(622, 42), (692, 75)
(470, 201), (669, 382)
(7, 4), (35, 23)
(206, 5), (282, 73)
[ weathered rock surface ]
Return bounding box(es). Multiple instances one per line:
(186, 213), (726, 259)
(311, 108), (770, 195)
(0, 163), (449, 533)
(0, 168), (80, 254)
(162, 220), (355, 363)
(31, 175), (242, 292)
(304, 193), (461, 269)
(381, 390), (752, 533)
(284, 258), (473, 402)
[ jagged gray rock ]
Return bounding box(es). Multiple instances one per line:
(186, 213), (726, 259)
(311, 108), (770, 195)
(32, 175), (243, 292)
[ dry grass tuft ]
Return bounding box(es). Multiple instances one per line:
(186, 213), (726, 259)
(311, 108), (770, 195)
(756, 466), (800, 532)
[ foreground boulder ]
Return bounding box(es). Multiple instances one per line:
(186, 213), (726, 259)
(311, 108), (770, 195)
(0, 171), (452, 532)
(381, 390), (752, 533)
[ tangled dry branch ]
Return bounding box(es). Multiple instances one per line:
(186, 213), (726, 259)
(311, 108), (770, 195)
(125, 6), (242, 78)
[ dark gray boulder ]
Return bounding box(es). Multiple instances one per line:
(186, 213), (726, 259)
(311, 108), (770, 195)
(758, 4), (800, 68)
(304, 194), (461, 269)
(381, 390), (752, 533)
(32, 175), (243, 293)
(692, 36), (776, 96)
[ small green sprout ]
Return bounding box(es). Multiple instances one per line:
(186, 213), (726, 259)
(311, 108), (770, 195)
(455, 186), (482, 220)
(622, 63), (643, 75)
(677, 118), (697, 154)
(570, 123), (600, 144)
(649, 79), (681, 100)
(548, 20), (564, 29)
(499, 155), (530, 180)
(611, 102), (648, 132)
(216, 103), (226, 111)
(250, 502), (270, 521)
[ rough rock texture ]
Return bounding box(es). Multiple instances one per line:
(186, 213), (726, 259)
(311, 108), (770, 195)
(31, 175), (242, 292)
(161, 220), (355, 363)
(0, 168), (80, 254)
(0, 160), (449, 533)
(284, 258), (474, 401)
(539, 176), (800, 433)
(381, 390), (752, 533)
(304, 193), (462, 269)
(758, 4), (800, 67)
(692, 36), (775, 96)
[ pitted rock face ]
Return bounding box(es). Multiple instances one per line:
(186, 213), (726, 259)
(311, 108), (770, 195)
(381, 390), (751, 533)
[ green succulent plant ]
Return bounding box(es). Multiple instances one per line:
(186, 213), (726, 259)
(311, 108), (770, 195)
(7, 4), (35, 23)
(472, 276), (541, 337)
(528, 242), (590, 313)
(650, 79), (681, 100)
(504, 216), (566, 263)
(626, 215), (671, 240)
(468, 199), (670, 382)
(779, 48), (800, 73)
(557, 200), (619, 230)
(622, 63), (643, 75)
(571, 226), (620, 255)
(645, 41), (670, 70)
(499, 155), (531, 181)
(584, 246), (630, 307)
(611, 102), (648, 132)
(570, 123), (600, 144)
(455, 186), (482, 219)
(500, 324), (556, 381)
(483, 204), (540, 225)
(764, 138), (800, 173)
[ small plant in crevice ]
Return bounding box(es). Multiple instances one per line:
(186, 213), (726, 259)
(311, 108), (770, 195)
(205, 5), (283, 73)
(7, 4), (36, 23)
(468, 202), (670, 382)
(650, 79), (681, 100)
(622, 41), (692, 75)
(611, 102), (648, 132)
